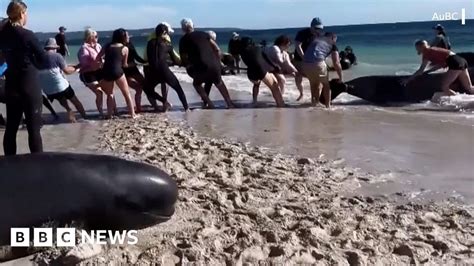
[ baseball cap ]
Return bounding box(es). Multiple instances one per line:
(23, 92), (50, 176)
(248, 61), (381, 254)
(59, 26), (67, 31)
(161, 22), (174, 34)
(432, 24), (444, 31)
(310, 17), (324, 30)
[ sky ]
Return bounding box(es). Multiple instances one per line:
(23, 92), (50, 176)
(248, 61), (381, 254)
(0, 0), (473, 32)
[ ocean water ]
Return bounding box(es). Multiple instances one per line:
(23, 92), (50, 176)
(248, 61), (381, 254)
(59, 20), (474, 111)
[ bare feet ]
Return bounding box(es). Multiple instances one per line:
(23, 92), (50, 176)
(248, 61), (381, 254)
(296, 93), (303, 101)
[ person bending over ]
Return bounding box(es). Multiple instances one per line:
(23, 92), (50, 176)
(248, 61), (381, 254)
(237, 37), (285, 107)
(39, 38), (86, 123)
(179, 18), (234, 109)
(263, 35), (298, 95)
(403, 40), (473, 96)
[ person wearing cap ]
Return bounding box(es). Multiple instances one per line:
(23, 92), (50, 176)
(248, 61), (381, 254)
(403, 40), (474, 96)
(0, 0), (50, 155)
(303, 32), (343, 108)
(38, 38), (86, 123)
(179, 18), (235, 109)
(293, 17), (324, 102)
(228, 32), (241, 74)
(431, 24), (451, 50)
(55, 26), (69, 57)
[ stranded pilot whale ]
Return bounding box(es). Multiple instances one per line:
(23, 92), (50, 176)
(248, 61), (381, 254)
(0, 152), (178, 246)
(325, 68), (474, 104)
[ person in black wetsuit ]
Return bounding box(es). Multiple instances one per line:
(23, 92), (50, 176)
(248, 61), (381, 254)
(96, 28), (136, 119)
(237, 37), (285, 107)
(123, 32), (145, 113)
(431, 24), (452, 50)
(144, 23), (189, 111)
(228, 32), (241, 74)
(0, 1), (48, 155)
(179, 18), (234, 109)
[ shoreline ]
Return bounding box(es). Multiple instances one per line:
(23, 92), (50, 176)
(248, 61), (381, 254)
(62, 113), (471, 264)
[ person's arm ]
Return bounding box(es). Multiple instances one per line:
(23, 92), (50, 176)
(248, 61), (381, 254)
(179, 39), (189, 67)
(130, 43), (146, 64)
(210, 39), (221, 60)
(65, 44), (70, 56)
(96, 46), (106, 62)
(295, 41), (304, 59)
(122, 46), (129, 68)
(28, 32), (49, 69)
(331, 51), (343, 81)
(403, 59), (429, 85)
(55, 54), (76, 74)
(169, 45), (182, 66)
(424, 65), (444, 74)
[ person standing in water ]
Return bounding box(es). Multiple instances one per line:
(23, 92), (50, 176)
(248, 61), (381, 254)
(431, 24), (451, 50)
(0, 0), (48, 155)
(179, 18), (234, 109)
(237, 37), (285, 107)
(263, 35), (298, 96)
(55, 26), (69, 58)
(403, 40), (474, 96)
(292, 17), (324, 101)
(38, 38), (86, 123)
(77, 27), (105, 117)
(122, 30), (144, 113)
(145, 23), (189, 111)
(303, 32), (343, 108)
(228, 32), (241, 74)
(96, 28), (137, 119)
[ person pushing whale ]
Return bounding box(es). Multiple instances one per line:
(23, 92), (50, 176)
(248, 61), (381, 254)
(403, 40), (474, 96)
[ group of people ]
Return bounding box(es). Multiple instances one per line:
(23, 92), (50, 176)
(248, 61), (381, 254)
(0, 0), (473, 157)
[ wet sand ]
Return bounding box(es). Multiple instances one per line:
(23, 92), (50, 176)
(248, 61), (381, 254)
(171, 107), (474, 204)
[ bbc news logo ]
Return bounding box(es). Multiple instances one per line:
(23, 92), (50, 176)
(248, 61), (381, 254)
(11, 228), (138, 247)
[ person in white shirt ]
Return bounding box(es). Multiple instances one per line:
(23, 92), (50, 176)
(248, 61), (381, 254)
(263, 35), (298, 96)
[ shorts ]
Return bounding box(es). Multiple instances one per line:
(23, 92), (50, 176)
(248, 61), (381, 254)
(303, 61), (329, 85)
(47, 85), (75, 102)
(447, 55), (468, 70)
(187, 65), (222, 85)
(292, 60), (306, 77)
(123, 66), (142, 78)
(79, 70), (103, 85)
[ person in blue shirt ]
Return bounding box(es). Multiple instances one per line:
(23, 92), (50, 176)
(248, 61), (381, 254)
(0, 51), (6, 125)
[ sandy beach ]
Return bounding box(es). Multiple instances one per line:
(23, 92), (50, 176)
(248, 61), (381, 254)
(24, 114), (469, 265)
(0, 70), (473, 264)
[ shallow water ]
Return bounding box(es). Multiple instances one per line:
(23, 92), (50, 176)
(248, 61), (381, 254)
(1, 70), (473, 204)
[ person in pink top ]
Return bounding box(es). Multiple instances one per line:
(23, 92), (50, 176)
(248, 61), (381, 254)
(77, 27), (105, 117)
(404, 40), (474, 96)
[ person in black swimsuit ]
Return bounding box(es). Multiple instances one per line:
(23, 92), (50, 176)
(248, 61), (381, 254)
(123, 32), (145, 113)
(0, 1), (48, 155)
(97, 28), (136, 119)
(237, 37), (285, 107)
(145, 23), (189, 111)
(179, 18), (234, 109)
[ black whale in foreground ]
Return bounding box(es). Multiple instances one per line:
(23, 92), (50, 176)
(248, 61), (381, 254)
(0, 152), (178, 246)
(325, 68), (474, 104)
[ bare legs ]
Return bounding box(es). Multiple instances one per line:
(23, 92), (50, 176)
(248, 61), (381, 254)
(458, 69), (474, 94)
(126, 73), (144, 113)
(57, 96), (86, 123)
(251, 73), (285, 108)
(101, 75), (136, 119)
(295, 72), (304, 101)
(441, 70), (463, 96)
(85, 83), (104, 117)
(193, 79), (235, 109)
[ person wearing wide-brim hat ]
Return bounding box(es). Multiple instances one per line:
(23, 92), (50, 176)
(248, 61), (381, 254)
(431, 24), (452, 50)
(38, 38), (86, 123)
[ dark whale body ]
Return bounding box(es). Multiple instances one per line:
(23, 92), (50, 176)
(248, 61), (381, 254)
(0, 152), (178, 246)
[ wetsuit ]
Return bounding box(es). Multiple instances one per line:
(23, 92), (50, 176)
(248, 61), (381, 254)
(145, 38), (189, 109)
(239, 40), (273, 81)
(55, 33), (67, 57)
(124, 42), (146, 77)
(102, 44), (124, 81)
(179, 31), (222, 85)
(0, 22), (48, 155)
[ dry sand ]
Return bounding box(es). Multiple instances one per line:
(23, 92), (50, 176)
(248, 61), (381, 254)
(25, 113), (468, 265)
